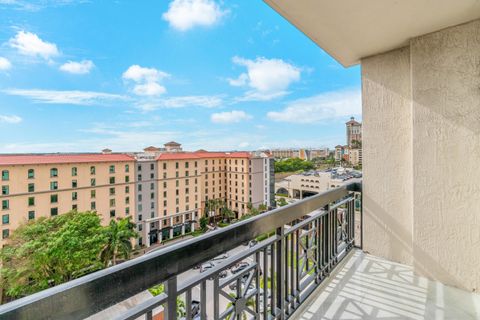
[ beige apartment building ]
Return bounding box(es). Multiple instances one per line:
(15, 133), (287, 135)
(137, 148), (274, 247)
(0, 153), (136, 245)
(0, 143), (274, 248)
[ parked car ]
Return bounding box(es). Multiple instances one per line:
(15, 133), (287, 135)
(218, 270), (228, 278)
(212, 252), (229, 261)
(231, 262), (249, 274)
(248, 240), (258, 247)
(200, 262), (215, 273)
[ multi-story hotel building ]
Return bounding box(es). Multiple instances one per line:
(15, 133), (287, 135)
(0, 142), (274, 248)
(346, 117), (362, 147)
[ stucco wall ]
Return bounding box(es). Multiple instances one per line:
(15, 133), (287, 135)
(362, 47), (414, 266)
(410, 19), (480, 291)
(362, 19), (480, 291)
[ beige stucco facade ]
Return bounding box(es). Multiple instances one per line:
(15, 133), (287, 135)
(362, 19), (480, 291)
(0, 159), (135, 245)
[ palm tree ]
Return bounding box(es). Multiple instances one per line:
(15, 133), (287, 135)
(100, 217), (137, 267)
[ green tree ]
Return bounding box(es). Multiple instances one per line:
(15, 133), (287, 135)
(0, 211), (106, 299)
(99, 217), (137, 267)
(274, 158), (315, 173)
(199, 215), (208, 231)
(277, 198), (288, 207)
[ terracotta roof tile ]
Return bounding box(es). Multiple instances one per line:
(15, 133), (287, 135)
(0, 153), (135, 166)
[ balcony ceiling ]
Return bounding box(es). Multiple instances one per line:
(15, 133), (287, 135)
(264, 0), (480, 67)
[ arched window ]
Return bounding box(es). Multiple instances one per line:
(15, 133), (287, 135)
(28, 169), (35, 179)
(50, 168), (58, 177)
(1, 170), (9, 181)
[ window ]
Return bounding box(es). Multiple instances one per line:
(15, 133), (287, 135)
(125, 164), (130, 172)
(72, 167), (77, 176)
(2, 229), (9, 239)
(26, 183), (34, 192)
(72, 192), (78, 201)
(175, 162), (179, 169)
(126, 207), (130, 215)
(28, 197), (35, 206)
(2, 200), (9, 210)
(1, 186), (8, 195)
(110, 199), (115, 207)
(28, 169), (35, 179)
(50, 168), (58, 177)
(150, 163), (154, 170)
(109, 165), (115, 174)
(1, 170), (9, 181)
(138, 194), (142, 201)
(50, 181), (58, 190)
(138, 174), (142, 181)
(110, 209), (115, 217)
(163, 181), (167, 188)
(110, 177), (115, 184)
(125, 175), (130, 183)
(125, 186), (130, 193)
(150, 173), (154, 179)
(72, 180), (77, 188)
(91, 202), (96, 210)
(150, 192), (154, 199)
(91, 190), (96, 198)
(2, 214), (9, 225)
(50, 208), (58, 216)
(150, 183), (154, 190)
(185, 162), (189, 168)
(163, 163), (167, 170)
(28, 211), (35, 220)
(50, 194), (58, 203)
(163, 172), (167, 179)
(72, 204), (78, 211)
(138, 164), (142, 171)
(109, 187), (115, 196)
(91, 178), (96, 187)
(90, 166), (96, 175)
(125, 196), (130, 204)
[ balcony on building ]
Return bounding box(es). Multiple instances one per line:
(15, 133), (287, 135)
(1, 0), (480, 319)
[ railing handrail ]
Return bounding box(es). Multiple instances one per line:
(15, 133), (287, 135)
(0, 181), (361, 320)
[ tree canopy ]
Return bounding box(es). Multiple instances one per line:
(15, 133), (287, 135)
(274, 158), (315, 173)
(0, 211), (137, 300)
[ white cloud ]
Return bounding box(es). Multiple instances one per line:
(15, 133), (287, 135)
(163, 0), (227, 31)
(60, 60), (94, 74)
(238, 142), (249, 148)
(211, 110), (252, 124)
(0, 114), (22, 124)
(0, 57), (12, 70)
(122, 65), (169, 96)
(3, 89), (127, 105)
(229, 56), (300, 100)
(136, 95), (223, 111)
(267, 89), (361, 124)
(9, 31), (59, 60)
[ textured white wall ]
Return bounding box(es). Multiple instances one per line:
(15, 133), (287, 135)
(362, 19), (480, 292)
(410, 19), (480, 291)
(362, 47), (414, 266)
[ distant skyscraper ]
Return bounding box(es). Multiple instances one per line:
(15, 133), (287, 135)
(346, 117), (362, 147)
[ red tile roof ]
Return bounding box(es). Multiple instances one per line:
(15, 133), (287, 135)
(156, 151), (251, 160)
(0, 153), (135, 166)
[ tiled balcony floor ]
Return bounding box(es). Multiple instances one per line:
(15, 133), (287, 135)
(294, 250), (480, 320)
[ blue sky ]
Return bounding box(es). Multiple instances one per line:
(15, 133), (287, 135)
(0, 0), (360, 153)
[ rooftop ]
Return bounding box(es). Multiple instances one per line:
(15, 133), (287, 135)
(0, 153), (135, 166)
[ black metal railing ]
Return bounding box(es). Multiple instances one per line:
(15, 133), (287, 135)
(0, 182), (362, 320)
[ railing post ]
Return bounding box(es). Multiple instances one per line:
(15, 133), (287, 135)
(275, 226), (285, 319)
(164, 277), (177, 320)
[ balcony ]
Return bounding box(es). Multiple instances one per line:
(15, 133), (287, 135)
(0, 181), (478, 319)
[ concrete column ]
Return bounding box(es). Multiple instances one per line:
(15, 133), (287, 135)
(181, 214), (186, 235)
(159, 219), (163, 243)
(145, 222), (151, 248)
(169, 217), (174, 239)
